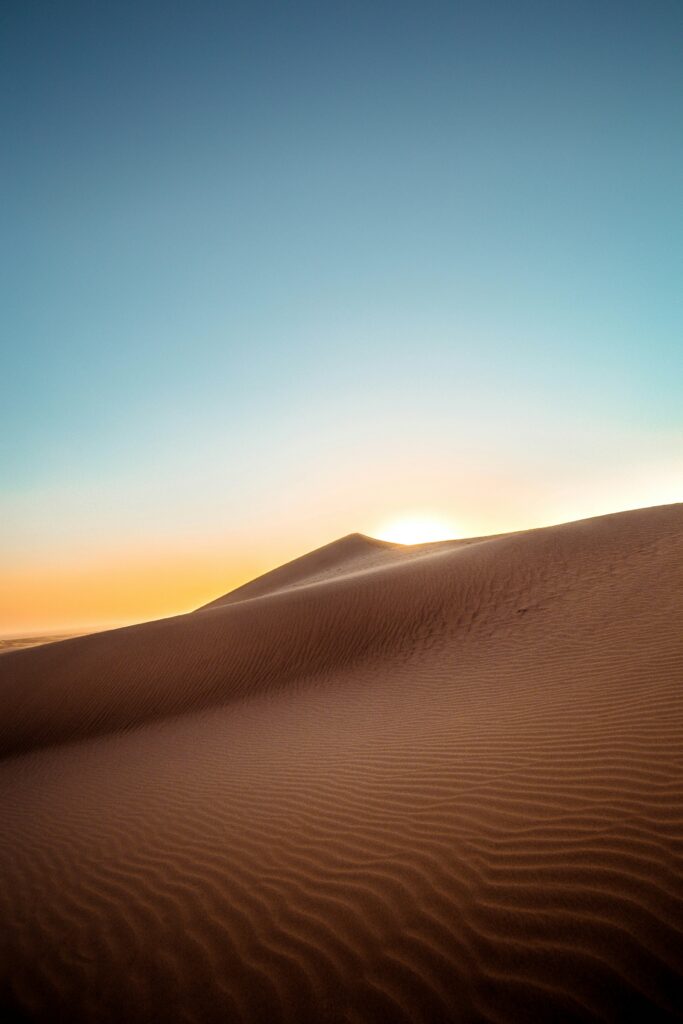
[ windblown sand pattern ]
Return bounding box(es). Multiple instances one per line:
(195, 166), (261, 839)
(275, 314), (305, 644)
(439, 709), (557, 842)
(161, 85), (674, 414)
(0, 504), (681, 1022)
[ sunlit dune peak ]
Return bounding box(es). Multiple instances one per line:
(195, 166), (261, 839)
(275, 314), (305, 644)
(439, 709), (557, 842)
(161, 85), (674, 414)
(373, 515), (460, 545)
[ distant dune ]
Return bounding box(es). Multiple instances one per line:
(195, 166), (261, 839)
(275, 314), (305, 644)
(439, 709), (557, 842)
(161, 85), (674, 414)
(0, 504), (681, 1023)
(0, 632), (90, 655)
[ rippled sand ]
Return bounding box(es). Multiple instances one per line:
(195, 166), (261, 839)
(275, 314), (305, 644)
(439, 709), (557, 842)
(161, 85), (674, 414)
(0, 504), (681, 1022)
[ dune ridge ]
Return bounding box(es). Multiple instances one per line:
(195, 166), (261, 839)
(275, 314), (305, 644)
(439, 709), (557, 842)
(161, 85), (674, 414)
(0, 504), (681, 1022)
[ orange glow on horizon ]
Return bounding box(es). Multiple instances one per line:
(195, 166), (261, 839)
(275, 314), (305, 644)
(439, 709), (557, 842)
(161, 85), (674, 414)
(0, 547), (275, 637)
(4, 480), (681, 636)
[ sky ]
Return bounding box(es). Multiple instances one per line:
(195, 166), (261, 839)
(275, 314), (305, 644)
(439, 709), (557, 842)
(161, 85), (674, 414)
(2, 0), (682, 633)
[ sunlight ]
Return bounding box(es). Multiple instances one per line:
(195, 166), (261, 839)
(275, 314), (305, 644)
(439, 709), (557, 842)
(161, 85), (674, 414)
(373, 515), (460, 545)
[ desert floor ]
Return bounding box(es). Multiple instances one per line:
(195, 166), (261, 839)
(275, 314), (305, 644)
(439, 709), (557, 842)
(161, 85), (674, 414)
(0, 504), (681, 1023)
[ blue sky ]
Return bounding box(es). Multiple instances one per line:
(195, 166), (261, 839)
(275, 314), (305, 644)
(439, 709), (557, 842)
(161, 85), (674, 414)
(2, 1), (681, 628)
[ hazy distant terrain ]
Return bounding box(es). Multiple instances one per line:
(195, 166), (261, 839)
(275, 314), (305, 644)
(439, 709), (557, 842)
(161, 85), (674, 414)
(0, 633), (89, 654)
(0, 505), (681, 1023)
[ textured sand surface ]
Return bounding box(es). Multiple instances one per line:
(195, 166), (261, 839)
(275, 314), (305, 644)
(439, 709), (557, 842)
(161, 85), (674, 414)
(0, 504), (681, 1023)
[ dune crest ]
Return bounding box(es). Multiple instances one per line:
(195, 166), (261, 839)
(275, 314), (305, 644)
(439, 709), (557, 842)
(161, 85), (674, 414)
(0, 504), (682, 1022)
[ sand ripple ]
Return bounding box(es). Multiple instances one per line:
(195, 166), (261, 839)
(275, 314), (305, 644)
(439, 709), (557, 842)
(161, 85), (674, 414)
(0, 504), (681, 1022)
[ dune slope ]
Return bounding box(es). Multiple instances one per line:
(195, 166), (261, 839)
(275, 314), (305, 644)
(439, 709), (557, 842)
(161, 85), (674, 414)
(0, 504), (681, 1023)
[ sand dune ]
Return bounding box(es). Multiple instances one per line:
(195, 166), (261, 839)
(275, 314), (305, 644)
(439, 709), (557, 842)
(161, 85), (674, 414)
(0, 632), (89, 655)
(0, 504), (681, 1022)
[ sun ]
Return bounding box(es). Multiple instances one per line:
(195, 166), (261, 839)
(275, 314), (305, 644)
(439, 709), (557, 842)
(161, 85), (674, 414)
(373, 515), (460, 545)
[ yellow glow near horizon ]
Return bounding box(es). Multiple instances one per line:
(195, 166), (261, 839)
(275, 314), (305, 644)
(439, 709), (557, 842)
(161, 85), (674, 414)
(373, 515), (460, 545)
(0, 546), (277, 637)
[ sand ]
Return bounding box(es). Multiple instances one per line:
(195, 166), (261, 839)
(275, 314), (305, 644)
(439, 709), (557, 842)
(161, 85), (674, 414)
(0, 503), (681, 1023)
(0, 633), (90, 655)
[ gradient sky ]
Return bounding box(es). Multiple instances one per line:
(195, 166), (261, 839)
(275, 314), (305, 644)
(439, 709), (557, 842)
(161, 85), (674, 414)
(2, 0), (682, 633)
